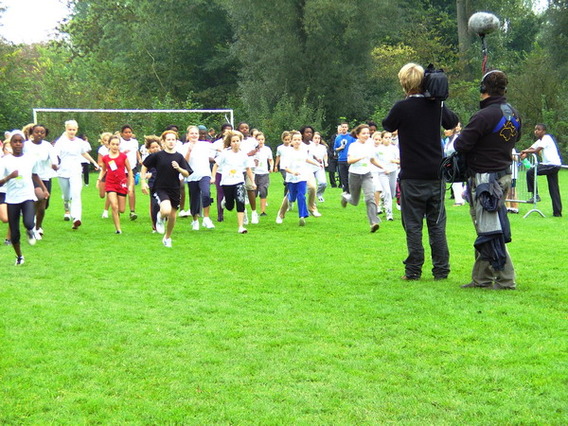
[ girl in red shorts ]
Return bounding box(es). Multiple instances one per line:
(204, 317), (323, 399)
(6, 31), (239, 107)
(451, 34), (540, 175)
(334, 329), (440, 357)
(96, 135), (134, 234)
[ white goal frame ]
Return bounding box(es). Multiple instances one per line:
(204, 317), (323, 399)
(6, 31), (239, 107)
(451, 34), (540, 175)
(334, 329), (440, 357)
(32, 108), (234, 128)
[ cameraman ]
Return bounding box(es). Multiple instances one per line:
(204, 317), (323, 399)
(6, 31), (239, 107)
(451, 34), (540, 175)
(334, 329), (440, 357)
(454, 70), (522, 290)
(382, 63), (458, 281)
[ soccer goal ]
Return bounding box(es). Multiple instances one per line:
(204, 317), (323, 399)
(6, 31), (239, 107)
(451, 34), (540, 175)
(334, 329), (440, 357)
(32, 108), (234, 140)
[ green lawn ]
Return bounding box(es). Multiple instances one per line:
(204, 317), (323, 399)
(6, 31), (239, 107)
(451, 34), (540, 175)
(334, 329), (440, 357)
(1, 171), (566, 423)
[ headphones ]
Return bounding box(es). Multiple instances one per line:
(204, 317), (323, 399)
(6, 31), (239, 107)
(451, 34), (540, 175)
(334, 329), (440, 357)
(479, 69), (503, 94)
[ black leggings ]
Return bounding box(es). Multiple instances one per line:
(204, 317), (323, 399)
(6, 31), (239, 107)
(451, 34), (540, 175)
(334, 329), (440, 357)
(222, 183), (246, 213)
(8, 200), (35, 245)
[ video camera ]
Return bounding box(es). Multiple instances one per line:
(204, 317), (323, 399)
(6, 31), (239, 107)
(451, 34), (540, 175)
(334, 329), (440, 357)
(422, 64), (449, 101)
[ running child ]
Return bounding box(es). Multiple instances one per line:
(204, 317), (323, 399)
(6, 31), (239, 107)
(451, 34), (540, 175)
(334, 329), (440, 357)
(210, 130), (256, 234)
(96, 135), (134, 234)
(0, 131), (49, 265)
(140, 130), (191, 247)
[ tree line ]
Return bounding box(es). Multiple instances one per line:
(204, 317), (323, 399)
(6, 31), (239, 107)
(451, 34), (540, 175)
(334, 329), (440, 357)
(0, 0), (566, 155)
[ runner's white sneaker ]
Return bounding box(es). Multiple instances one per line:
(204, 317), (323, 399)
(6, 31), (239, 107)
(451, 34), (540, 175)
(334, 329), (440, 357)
(156, 212), (165, 234)
(202, 217), (215, 229)
(251, 211), (259, 224)
(26, 229), (36, 246)
(101, 210), (109, 219)
(162, 236), (172, 248)
(192, 220), (200, 231)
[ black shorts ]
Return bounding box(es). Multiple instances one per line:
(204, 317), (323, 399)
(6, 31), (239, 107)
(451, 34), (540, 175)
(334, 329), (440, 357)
(154, 188), (180, 209)
(107, 191), (127, 197)
(0, 192), (5, 204)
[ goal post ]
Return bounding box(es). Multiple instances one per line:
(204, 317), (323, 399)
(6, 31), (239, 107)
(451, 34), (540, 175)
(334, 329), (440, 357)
(32, 108), (234, 138)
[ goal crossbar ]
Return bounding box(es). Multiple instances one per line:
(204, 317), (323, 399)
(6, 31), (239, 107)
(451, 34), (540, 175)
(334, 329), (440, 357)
(32, 108), (234, 127)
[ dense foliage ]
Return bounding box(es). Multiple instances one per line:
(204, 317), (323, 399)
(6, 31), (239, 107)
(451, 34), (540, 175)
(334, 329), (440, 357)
(0, 0), (566, 154)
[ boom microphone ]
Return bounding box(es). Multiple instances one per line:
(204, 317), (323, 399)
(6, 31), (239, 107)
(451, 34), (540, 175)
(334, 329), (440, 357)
(468, 12), (500, 36)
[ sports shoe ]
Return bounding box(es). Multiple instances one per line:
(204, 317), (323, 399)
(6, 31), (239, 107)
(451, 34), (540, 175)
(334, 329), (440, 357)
(101, 210), (109, 219)
(129, 211), (138, 221)
(192, 220), (200, 231)
(238, 227), (248, 234)
(4, 239), (12, 246)
(178, 210), (191, 217)
(260, 212), (267, 217)
(276, 214), (283, 224)
(310, 210), (322, 217)
(26, 229), (36, 245)
(460, 282), (491, 289)
(251, 211), (259, 224)
(370, 223), (380, 233)
(34, 229), (43, 240)
(341, 193), (350, 208)
(396, 204), (401, 211)
(221, 198), (226, 210)
(202, 217), (215, 229)
(162, 236), (172, 248)
(37, 227), (44, 236)
(401, 275), (420, 281)
(318, 196), (325, 202)
(386, 214), (393, 221)
(243, 213), (249, 225)
(299, 217), (306, 226)
(155, 212), (165, 234)
(72, 219), (82, 230)
(64, 212), (71, 221)
(115, 230), (122, 234)
(507, 207), (519, 214)
(15, 255), (24, 266)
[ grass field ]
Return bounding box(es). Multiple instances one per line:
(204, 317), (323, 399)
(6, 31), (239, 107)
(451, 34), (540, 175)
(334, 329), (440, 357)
(1, 171), (567, 423)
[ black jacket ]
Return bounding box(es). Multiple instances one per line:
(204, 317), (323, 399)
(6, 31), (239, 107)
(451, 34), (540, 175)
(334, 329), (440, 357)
(383, 96), (458, 180)
(454, 96), (522, 173)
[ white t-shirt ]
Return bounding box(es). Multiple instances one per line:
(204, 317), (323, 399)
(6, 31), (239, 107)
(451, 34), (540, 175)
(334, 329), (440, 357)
(253, 146), (273, 175)
(80, 140), (92, 164)
(531, 134), (561, 166)
(54, 135), (88, 178)
(0, 154), (39, 203)
(24, 140), (57, 180)
(348, 141), (375, 175)
(276, 144), (293, 170)
(308, 143), (326, 172)
(186, 140), (214, 181)
(282, 148), (311, 183)
(240, 137), (258, 169)
(98, 145), (109, 159)
(374, 144), (399, 174)
(120, 138), (139, 168)
(215, 149), (249, 186)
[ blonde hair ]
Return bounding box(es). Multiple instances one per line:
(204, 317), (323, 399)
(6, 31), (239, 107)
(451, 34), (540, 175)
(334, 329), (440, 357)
(281, 131), (291, 141)
(398, 63), (424, 95)
(65, 119), (78, 129)
(223, 130), (243, 148)
(22, 123), (35, 140)
(99, 131), (113, 145)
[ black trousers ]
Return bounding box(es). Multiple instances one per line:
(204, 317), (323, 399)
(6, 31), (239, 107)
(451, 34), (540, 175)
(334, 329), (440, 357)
(527, 164), (562, 216)
(399, 179), (449, 279)
(8, 200), (35, 245)
(338, 161), (350, 193)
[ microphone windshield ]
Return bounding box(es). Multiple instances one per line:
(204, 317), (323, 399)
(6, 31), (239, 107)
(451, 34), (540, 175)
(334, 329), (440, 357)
(468, 12), (500, 36)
